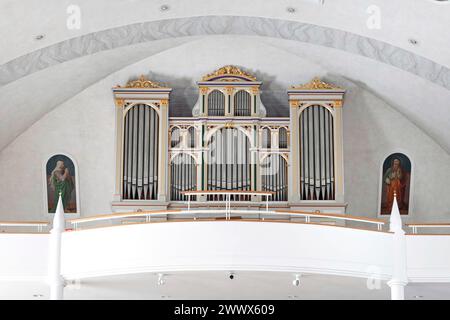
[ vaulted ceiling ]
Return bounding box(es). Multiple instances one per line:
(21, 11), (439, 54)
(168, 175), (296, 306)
(0, 0), (449, 152)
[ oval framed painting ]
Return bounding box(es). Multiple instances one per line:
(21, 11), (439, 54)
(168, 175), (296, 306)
(44, 154), (79, 214)
(379, 153), (412, 215)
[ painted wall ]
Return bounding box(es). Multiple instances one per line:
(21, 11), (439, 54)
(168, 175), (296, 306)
(0, 37), (449, 222)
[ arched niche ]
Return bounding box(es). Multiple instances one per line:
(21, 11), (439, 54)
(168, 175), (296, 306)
(44, 153), (80, 215)
(379, 152), (412, 215)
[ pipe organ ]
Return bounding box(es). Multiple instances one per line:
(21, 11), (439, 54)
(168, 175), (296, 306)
(112, 67), (346, 213)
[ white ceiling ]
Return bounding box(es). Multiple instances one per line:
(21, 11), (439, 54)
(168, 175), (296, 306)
(1, 0), (449, 66)
(0, 1), (449, 155)
(2, 271), (450, 300)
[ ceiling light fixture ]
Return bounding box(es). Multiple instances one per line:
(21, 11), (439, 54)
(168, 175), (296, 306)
(408, 38), (418, 45)
(35, 35), (45, 40)
(157, 273), (166, 286)
(413, 295), (424, 299)
(160, 4), (169, 11)
(292, 274), (301, 286)
(286, 7), (296, 13)
(33, 294), (44, 298)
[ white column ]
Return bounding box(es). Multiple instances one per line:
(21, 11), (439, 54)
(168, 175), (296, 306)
(225, 87), (233, 116)
(388, 280), (407, 300)
(113, 100), (125, 202)
(158, 100), (169, 202)
(333, 104), (345, 203)
(48, 194), (65, 300)
(272, 129), (279, 150)
(254, 124), (261, 196)
(288, 102), (300, 202)
(388, 193), (408, 300)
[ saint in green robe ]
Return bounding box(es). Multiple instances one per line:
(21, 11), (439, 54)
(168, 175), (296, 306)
(50, 167), (74, 213)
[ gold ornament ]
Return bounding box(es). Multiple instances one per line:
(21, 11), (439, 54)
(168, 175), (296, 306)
(289, 100), (300, 108)
(202, 65), (257, 82)
(291, 77), (343, 90)
(333, 100), (343, 108)
(124, 75), (167, 88)
(115, 98), (125, 107)
(225, 86), (234, 95)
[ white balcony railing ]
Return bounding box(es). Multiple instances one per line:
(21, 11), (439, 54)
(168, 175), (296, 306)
(0, 221), (49, 233)
(66, 209), (385, 231)
(406, 223), (450, 234)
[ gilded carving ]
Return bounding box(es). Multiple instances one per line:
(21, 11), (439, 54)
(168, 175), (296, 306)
(225, 86), (234, 95)
(289, 100), (300, 108)
(333, 100), (343, 108)
(115, 98), (125, 107)
(122, 75), (167, 88)
(202, 65), (257, 82)
(291, 77), (343, 90)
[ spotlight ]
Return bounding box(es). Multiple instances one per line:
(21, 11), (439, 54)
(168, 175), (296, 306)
(286, 7), (296, 13)
(35, 35), (45, 40)
(292, 274), (301, 286)
(229, 272), (235, 280)
(160, 4), (169, 11)
(408, 38), (418, 45)
(157, 273), (166, 286)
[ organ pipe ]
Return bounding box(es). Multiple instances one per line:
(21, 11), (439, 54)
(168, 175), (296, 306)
(207, 128), (251, 201)
(122, 104), (159, 200)
(261, 154), (288, 201)
(170, 153), (197, 201)
(299, 105), (334, 200)
(208, 90), (225, 116)
(234, 90), (251, 116)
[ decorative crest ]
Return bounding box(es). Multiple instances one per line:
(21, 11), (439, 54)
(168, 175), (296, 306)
(202, 65), (257, 82)
(123, 75), (167, 88)
(291, 77), (343, 90)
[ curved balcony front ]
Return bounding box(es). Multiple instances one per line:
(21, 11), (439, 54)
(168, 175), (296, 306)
(61, 218), (393, 280)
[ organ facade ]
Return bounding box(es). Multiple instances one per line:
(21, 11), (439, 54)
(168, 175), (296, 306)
(112, 66), (346, 213)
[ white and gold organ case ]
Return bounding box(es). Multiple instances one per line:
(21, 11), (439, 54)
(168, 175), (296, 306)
(111, 67), (346, 214)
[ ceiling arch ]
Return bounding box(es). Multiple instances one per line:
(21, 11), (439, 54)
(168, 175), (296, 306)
(1, 16), (449, 90)
(1, 35), (449, 157)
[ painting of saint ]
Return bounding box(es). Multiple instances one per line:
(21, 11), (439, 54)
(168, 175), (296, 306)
(380, 153), (411, 215)
(46, 155), (77, 213)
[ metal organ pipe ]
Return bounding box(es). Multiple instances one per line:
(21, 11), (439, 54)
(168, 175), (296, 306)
(170, 153), (197, 201)
(208, 90), (225, 116)
(122, 104), (159, 200)
(207, 128), (251, 201)
(234, 90), (251, 116)
(279, 127), (288, 149)
(299, 105), (334, 200)
(261, 155), (288, 202)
